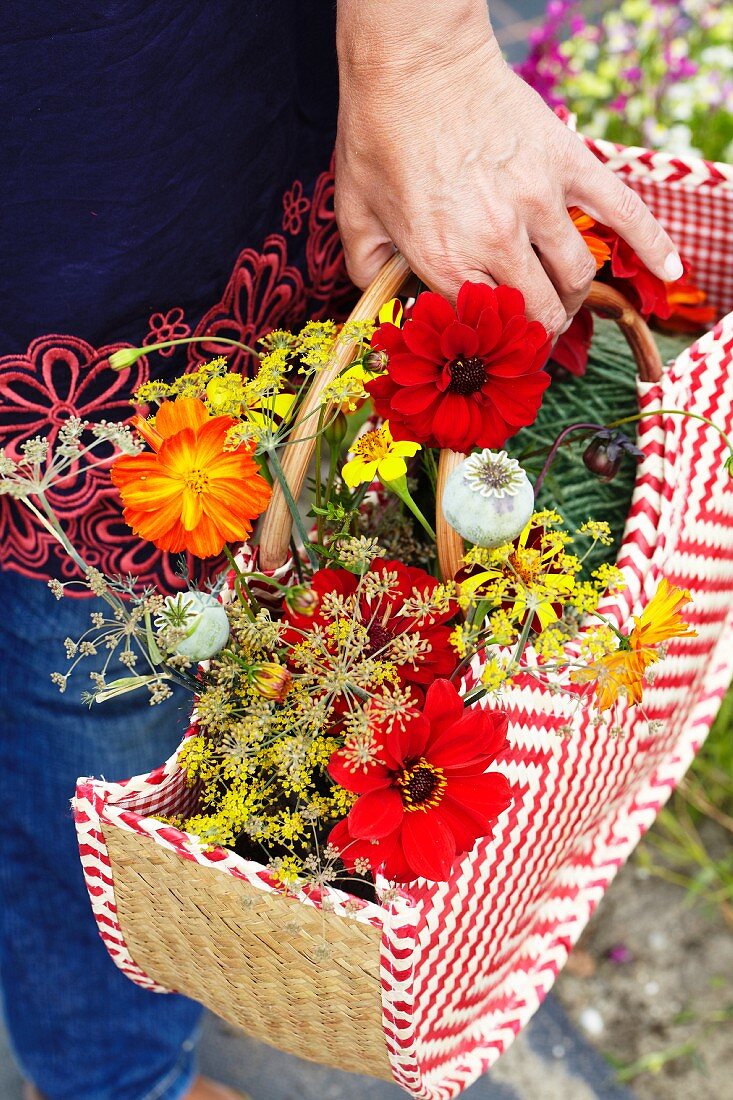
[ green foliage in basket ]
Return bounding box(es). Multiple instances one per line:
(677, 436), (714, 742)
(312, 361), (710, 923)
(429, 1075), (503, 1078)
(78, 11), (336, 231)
(509, 321), (691, 571)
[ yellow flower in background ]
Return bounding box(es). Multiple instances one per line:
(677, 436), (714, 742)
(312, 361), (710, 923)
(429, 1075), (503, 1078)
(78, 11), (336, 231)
(342, 422), (420, 488)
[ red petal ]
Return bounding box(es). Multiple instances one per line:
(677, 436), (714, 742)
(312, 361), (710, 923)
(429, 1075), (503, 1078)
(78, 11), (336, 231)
(495, 285), (527, 323)
(372, 323), (406, 355)
(385, 714), (430, 768)
(486, 374), (550, 427)
(430, 393), (476, 451)
(440, 322), (479, 361)
(445, 772), (513, 818)
(474, 310), (503, 356)
(422, 678), (464, 733)
(348, 787), (404, 840)
(412, 292), (456, 333)
(391, 384), (441, 415)
(328, 752), (392, 795)
(428, 708), (505, 768)
(456, 281), (497, 328)
(387, 353), (439, 387)
(402, 320), (444, 363)
(401, 810), (457, 881)
(433, 797), (490, 853)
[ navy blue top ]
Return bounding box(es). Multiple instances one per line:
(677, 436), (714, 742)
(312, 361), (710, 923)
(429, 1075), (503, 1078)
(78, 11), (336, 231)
(0, 2), (339, 350)
(0, 3), (348, 587)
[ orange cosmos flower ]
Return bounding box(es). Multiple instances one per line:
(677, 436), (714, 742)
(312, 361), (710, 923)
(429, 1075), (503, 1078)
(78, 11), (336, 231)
(111, 396), (271, 558)
(569, 207), (611, 271)
(576, 579), (696, 711)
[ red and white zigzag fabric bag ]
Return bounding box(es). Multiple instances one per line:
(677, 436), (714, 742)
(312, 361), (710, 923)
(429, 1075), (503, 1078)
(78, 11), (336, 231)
(74, 140), (733, 1099)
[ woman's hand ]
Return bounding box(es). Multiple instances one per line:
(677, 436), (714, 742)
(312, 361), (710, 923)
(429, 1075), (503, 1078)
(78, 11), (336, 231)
(335, 0), (682, 334)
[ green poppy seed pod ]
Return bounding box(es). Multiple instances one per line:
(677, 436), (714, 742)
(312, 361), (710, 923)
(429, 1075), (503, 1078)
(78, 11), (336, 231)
(442, 449), (534, 549)
(158, 591), (230, 662)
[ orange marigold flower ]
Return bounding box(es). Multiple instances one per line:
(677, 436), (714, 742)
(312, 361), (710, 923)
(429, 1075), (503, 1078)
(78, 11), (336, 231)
(569, 207), (611, 271)
(110, 396), (271, 558)
(576, 579), (696, 712)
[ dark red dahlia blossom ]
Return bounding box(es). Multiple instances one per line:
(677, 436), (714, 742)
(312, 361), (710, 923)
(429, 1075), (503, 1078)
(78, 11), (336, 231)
(283, 559), (456, 686)
(328, 679), (512, 882)
(366, 282), (551, 454)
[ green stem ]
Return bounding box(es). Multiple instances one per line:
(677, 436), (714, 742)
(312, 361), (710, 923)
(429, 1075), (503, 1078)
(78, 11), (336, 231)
(423, 447), (439, 493)
(314, 406), (326, 545)
(382, 476), (437, 541)
(608, 408), (733, 455)
(140, 335), (260, 359)
(512, 608), (535, 666)
(222, 546), (258, 619)
(265, 445), (319, 568)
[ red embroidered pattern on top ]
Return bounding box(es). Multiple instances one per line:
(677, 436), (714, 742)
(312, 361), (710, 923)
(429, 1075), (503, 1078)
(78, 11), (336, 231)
(0, 163), (352, 591)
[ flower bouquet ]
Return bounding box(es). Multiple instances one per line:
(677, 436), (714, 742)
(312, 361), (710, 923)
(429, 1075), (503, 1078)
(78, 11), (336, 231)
(4, 158), (733, 1095)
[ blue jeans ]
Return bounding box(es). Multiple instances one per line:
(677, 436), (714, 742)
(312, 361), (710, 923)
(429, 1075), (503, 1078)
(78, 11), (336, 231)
(0, 572), (204, 1099)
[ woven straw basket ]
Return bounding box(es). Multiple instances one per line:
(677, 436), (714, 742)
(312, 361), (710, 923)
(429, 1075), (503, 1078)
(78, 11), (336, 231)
(74, 139), (733, 1100)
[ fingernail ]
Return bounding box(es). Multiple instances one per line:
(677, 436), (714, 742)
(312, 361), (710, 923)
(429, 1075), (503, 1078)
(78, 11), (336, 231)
(664, 253), (684, 281)
(560, 317), (573, 334)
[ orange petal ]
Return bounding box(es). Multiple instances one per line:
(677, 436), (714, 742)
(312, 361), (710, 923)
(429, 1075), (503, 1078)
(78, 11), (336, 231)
(156, 428), (200, 476)
(180, 487), (204, 531)
(156, 397), (210, 439)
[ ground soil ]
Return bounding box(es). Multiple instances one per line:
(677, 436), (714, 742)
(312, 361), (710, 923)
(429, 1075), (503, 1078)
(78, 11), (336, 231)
(554, 829), (733, 1099)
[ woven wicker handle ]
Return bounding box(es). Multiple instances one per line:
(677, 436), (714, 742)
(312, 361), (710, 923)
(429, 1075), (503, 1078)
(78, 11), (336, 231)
(258, 255), (663, 574)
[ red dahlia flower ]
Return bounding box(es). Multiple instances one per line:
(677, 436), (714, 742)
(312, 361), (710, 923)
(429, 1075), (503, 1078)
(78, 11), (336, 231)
(366, 282), (551, 454)
(328, 679), (512, 882)
(608, 232), (671, 319)
(283, 559), (456, 686)
(549, 307), (594, 379)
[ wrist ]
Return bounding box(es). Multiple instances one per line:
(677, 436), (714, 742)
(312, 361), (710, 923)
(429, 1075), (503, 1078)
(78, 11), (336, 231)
(337, 0), (501, 86)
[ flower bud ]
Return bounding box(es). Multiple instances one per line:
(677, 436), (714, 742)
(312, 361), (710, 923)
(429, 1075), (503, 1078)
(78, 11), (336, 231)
(364, 349), (388, 373)
(157, 591), (230, 662)
(250, 662), (293, 701)
(285, 585), (320, 616)
(583, 430), (642, 483)
(108, 347), (146, 372)
(324, 411), (349, 451)
(442, 450), (534, 549)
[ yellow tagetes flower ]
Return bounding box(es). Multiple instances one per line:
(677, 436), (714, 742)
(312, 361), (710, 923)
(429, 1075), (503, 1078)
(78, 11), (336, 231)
(575, 579), (696, 711)
(342, 422), (420, 488)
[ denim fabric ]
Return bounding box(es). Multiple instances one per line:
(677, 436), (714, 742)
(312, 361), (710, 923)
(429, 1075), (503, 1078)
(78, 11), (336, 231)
(0, 571), (203, 1099)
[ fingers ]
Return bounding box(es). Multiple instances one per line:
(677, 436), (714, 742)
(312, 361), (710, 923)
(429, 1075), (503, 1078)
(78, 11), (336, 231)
(335, 191), (396, 289)
(569, 143), (683, 281)
(532, 209), (597, 325)
(485, 232), (568, 336)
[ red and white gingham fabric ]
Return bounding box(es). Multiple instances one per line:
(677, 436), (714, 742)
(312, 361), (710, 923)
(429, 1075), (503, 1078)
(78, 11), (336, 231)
(583, 136), (733, 316)
(74, 152), (733, 1099)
